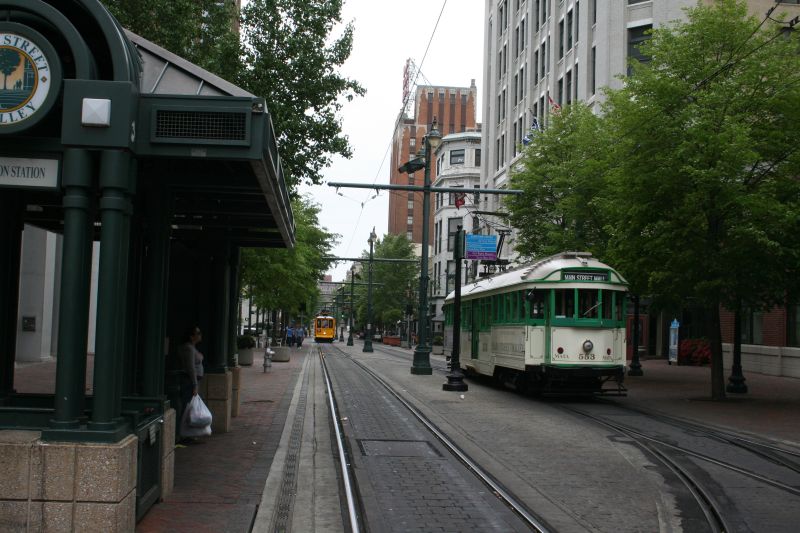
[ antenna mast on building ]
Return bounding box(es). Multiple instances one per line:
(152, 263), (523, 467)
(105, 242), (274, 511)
(402, 58), (417, 117)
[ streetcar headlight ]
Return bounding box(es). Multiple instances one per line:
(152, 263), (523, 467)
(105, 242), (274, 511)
(582, 340), (593, 352)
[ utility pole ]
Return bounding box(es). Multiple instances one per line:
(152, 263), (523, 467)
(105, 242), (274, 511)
(330, 118), (522, 376)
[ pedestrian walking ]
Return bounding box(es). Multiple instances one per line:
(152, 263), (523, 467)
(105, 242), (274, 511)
(296, 325), (305, 348)
(286, 324), (295, 347)
(177, 325), (205, 443)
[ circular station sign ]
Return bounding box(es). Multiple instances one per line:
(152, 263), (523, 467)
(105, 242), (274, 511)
(0, 24), (62, 134)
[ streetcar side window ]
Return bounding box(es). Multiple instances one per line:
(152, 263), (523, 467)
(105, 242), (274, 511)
(578, 289), (600, 319)
(615, 292), (624, 321)
(528, 290), (546, 320)
(554, 289), (575, 318)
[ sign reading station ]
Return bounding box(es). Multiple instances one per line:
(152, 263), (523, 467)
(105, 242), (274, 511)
(0, 25), (61, 133)
(0, 156), (59, 189)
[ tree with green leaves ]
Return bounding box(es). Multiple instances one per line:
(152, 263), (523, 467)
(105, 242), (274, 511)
(603, 0), (800, 400)
(103, 0), (242, 81)
(240, 0), (365, 189)
(507, 103), (614, 260)
(240, 196), (338, 326)
(354, 234), (417, 335)
(104, 0), (364, 192)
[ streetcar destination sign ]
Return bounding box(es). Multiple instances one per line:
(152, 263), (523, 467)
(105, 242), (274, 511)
(0, 156), (59, 189)
(562, 270), (609, 282)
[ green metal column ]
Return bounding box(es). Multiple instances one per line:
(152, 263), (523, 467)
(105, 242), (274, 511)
(0, 191), (23, 399)
(141, 182), (172, 396)
(227, 246), (241, 367)
(90, 150), (133, 430)
(113, 161), (136, 408)
(51, 149), (93, 428)
(208, 238), (231, 372)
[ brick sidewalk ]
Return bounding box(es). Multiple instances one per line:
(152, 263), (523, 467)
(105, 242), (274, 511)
(136, 352), (304, 533)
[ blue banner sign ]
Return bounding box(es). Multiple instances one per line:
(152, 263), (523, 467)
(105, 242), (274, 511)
(465, 234), (497, 261)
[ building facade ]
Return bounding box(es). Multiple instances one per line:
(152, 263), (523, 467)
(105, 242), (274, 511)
(388, 82), (479, 243)
(429, 132), (483, 329)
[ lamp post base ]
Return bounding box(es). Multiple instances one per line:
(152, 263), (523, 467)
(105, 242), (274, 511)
(410, 346), (432, 375)
(726, 372), (748, 394)
(443, 369), (468, 391)
(363, 339), (373, 352)
(628, 358), (643, 377)
(347, 333), (353, 346)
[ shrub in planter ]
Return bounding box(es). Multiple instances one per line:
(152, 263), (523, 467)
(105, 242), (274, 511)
(678, 338), (711, 366)
(432, 335), (444, 346)
(237, 335), (256, 350)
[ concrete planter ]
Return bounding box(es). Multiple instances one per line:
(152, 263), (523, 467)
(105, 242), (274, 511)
(238, 348), (254, 366)
(432, 345), (444, 355)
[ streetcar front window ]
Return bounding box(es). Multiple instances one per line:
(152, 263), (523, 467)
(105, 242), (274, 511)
(554, 289), (575, 318)
(578, 289), (600, 319)
(602, 290), (614, 320)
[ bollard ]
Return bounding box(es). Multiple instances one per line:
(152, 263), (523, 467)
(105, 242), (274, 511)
(263, 337), (273, 373)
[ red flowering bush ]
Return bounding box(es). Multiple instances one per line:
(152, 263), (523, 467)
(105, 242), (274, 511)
(678, 338), (711, 365)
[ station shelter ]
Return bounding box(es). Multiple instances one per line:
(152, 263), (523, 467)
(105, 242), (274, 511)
(0, 1), (294, 529)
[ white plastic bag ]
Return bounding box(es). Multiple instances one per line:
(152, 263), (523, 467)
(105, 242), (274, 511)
(180, 395), (212, 437)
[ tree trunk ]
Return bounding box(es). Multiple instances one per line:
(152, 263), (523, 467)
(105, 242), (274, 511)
(710, 303), (726, 400)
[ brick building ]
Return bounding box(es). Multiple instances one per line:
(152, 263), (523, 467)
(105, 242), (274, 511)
(388, 82), (479, 243)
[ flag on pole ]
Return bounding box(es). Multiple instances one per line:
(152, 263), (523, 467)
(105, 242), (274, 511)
(531, 116), (541, 131)
(454, 192), (466, 208)
(548, 95), (561, 112)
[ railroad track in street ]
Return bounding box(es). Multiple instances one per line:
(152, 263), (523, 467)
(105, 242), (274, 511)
(558, 403), (800, 533)
(319, 343), (552, 533)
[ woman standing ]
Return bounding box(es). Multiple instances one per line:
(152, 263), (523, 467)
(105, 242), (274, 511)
(178, 325), (204, 441)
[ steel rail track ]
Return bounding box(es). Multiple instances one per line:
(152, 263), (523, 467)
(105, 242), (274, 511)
(318, 347), (361, 533)
(323, 343), (552, 533)
(557, 405), (732, 533)
(562, 405), (800, 497)
(597, 401), (800, 472)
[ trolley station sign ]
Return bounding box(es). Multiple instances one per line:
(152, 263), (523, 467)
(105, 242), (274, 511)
(0, 156), (59, 189)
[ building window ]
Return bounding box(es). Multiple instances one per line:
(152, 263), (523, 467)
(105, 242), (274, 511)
(575, 1), (580, 43)
(475, 148), (481, 167)
(592, 0), (597, 24)
(450, 149), (465, 164)
(789, 304), (800, 347)
(447, 217), (463, 251)
(567, 10), (573, 51)
(558, 19), (564, 58)
(407, 231), (413, 241)
(558, 77), (563, 105)
(591, 46), (596, 95)
(534, 50), (539, 85)
(565, 70), (572, 104)
(407, 200), (414, 210)
(741, 308), (764, 345)
(627, 25), (652, 76)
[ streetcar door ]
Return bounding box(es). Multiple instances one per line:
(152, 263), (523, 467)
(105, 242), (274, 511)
(471, 301), (480, 359)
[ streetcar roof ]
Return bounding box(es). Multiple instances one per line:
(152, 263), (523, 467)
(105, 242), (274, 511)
(444, 252), (627, 302)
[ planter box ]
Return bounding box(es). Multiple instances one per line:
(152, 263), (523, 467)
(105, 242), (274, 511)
(382, 336), (401, 347)
(238, 348), (254, 366)
(432, 345), (444, 355)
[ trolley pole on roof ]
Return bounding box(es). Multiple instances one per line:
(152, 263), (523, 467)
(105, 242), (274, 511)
(330, 117), (522, 376)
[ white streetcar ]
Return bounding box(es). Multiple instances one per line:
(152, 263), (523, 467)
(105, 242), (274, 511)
(442, 251), (628, 395)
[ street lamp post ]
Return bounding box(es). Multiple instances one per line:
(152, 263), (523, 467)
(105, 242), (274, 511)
(443, 226), (468, 391)
(401, 118), (442, 375)
(347, 264), (356, 346)
(364, 228), (377, 353)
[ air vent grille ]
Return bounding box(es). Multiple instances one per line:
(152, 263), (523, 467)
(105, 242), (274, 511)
(155, 110), (247, 141)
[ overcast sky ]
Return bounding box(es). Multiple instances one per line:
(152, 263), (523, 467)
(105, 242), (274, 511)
(298, 0), (485, 281)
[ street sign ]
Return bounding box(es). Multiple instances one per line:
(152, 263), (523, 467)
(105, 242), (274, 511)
(465, 234), (497, 261)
